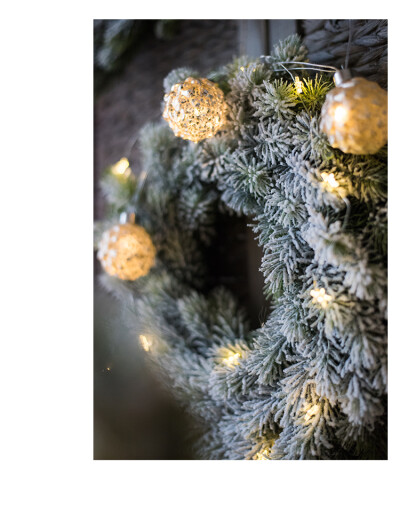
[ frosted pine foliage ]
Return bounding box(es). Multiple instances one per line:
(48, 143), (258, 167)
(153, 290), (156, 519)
(264, 34), (308, 67)
(252, 79), (298, 121)
(96, 35), (387, 459)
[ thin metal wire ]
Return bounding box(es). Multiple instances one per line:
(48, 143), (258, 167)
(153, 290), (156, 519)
(274, 66), (336, 74)
(278, 62), (295, 82)
(128, 170), (148, 217)
(260, 57), (339, 77)
(125, 134), (138, 157)
(278, 61), (338, 71)
(136, 170), (148, 198)
(118, 133), (149, 221)
(121, 171), (148, 222)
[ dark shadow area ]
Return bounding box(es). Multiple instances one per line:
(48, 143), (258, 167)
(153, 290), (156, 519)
(206, 212), (267, 330)
(93, 283), (195, 459)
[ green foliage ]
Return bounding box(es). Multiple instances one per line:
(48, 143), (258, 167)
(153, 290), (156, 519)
(298, 74), (334, 112)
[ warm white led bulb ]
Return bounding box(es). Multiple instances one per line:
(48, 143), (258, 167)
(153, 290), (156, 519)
(111, 157), (131, 176)
(304, 404), (320, 421)
(310, 287), (332, 308)
(321, 172), (339, 188)
(294, 76), (303, 94)
(223, 352), (241, 367)
(139, 335), (152, 352)
(254, 449), (270, 460)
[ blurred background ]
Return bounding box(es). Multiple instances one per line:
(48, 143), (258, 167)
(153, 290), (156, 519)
(93, 19), (388, 459)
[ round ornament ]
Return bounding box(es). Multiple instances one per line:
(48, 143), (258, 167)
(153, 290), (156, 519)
(320, 76), (387, 155)
(162, 77), (227, 142)
(97, 221), (156, 280)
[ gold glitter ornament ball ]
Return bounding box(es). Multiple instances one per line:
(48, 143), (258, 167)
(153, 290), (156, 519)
(320, 77), (388, 155)
(97, 223), (156, 280)
(162, 77), (227, 142)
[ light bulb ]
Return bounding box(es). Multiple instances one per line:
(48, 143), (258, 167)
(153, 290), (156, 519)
(139, 335), (152, 352)
(111, 157), (131, 177)
(223, 352), (241, 367)
(254, 448), (270, 460)
(294, 76), (303, 94)
(321, 172), (339, 189)
(310, 287), (332, 308)
(304, 404), (319, 421)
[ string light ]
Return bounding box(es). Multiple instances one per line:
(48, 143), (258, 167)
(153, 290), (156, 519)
(223, 352), (241, 368)
(321, 172), (339, 189)
(304, 404), (320, 422)
(320, 171), (348, 201)
(310, 287), (332, 308)
(265, 56), (388, 155)
(254, 448), (271, 460)
(139, 335), (152, 352)
(111, 157), (131, 177)
(294, 76), (303, 94)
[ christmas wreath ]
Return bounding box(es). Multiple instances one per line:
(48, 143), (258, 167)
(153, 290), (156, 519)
(95, 35), (387, 459)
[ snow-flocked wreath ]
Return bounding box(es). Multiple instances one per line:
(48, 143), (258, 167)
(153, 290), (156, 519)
(97, 35), (387, 460)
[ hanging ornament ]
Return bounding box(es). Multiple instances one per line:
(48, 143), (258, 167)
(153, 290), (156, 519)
(320, 70), (388, 155)
(162, 77), (227, 142)
(97, 214), (156, 281)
